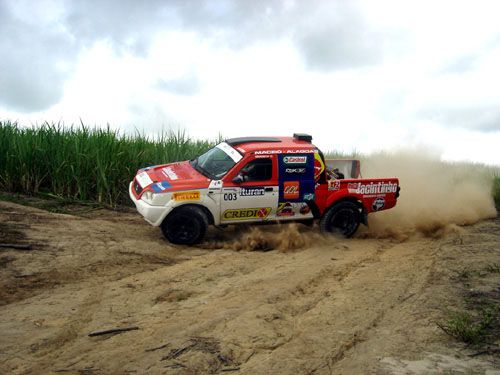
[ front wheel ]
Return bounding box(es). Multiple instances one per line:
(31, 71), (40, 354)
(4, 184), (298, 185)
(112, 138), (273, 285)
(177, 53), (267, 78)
(161, 206), (208, 245)
(320, 201), (361, 238)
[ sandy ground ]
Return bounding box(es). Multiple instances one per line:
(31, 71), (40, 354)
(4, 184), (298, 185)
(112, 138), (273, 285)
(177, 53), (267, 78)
(0, 200), (499, 374)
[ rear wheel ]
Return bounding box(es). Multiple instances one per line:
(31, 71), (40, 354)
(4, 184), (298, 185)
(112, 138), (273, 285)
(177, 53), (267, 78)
(161, 206), (208, 245)
(320, 201), (361, 238)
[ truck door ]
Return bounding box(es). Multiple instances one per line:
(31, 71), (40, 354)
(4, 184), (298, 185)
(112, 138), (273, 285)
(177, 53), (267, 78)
(220, 156), (279, 223)
(276, 153), (316, 219)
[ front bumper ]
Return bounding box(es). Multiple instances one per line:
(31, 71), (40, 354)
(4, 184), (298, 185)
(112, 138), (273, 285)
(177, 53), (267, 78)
(129, 182), (171, 226)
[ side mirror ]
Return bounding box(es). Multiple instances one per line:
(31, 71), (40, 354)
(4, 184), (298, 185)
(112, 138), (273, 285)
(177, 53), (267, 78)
(232, 174), (244, 184)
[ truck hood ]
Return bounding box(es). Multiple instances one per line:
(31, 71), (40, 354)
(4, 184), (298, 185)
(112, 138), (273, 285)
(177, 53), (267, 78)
(135, 161), (211, 194)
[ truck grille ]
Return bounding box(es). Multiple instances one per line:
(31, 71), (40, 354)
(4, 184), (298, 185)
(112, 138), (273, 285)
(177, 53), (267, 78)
(134, 180), (142, 195)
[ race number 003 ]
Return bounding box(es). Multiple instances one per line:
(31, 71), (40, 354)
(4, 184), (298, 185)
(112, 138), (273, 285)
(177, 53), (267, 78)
(223, 193), (237, 201)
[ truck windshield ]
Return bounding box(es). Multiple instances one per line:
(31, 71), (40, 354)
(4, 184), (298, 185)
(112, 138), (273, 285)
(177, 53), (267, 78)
(190, 142), (243, 179)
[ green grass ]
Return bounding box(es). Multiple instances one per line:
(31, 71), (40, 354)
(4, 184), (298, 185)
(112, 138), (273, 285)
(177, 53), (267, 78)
(438, 308), (497, 345)
(494, 177), (500, 208)
(0, 121), (217, 206)
(439, 263), (500, 348)
(1, 120), (499, 208)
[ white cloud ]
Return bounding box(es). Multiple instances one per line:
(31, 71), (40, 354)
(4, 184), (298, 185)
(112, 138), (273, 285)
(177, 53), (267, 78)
(1, 0), (500, 165)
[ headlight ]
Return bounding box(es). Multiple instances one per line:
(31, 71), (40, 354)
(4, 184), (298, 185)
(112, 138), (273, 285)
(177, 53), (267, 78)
(140, 190), (171, 206)
(142, 191), (154, 203)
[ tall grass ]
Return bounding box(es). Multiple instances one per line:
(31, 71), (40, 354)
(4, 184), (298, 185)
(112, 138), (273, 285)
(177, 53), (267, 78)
(0, 121), (216, 206)
(494, 177), (500, 208)
(2, 121), (499, 208)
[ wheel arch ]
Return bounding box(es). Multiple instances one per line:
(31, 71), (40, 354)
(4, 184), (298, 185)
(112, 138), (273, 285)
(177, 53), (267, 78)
(325, 196), (367, 226)
(163, 203), (215, 226)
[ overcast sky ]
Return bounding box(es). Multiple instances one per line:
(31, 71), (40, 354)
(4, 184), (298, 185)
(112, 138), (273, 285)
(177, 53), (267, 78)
(1, 0), (500, 165)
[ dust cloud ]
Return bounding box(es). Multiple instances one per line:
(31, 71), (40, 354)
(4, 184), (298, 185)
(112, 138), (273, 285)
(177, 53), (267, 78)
(359, 150), (497, 240)
(203, 223), (331, 252)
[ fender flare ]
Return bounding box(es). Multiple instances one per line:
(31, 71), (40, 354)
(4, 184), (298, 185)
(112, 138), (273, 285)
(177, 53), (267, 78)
(161, 195), (219, 226)
(324, 196), (367, 226)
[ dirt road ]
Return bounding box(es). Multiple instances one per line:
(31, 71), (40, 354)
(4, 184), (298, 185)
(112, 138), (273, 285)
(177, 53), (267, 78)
(0, 200), (499, 374)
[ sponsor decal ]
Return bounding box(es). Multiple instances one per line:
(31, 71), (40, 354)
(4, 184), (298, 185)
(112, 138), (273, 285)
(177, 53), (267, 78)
(223, 192), (237, 201)
(223, 207), (271, 220)
(162, 167), (179, 180)
(277, 202), (295, 217)
(372, 197), (385, 211)
(256, 149), (315, 155)
(276, 202), (312, 216)
(284, 156), (307, 164)
(240, 187), (265, 196)
(136, 172), (153, 188)
(288, 149), (315, 154)
(347, 182), (398, 195)
(303, 193), (315, 201)
(209, 180), (223, 189)
(284, 181), (300, 200)
(300, 204), (311, 215)
(328, 180), (340, 191)
(285, 167), (306, 174)
(255, 150), (282, 155)
(255, 154), (271, 158)
(216, 142), (243, 162)
(314, 152), (325, 182)
(172, 191), (200, 201)
(150, 181), (172, 193)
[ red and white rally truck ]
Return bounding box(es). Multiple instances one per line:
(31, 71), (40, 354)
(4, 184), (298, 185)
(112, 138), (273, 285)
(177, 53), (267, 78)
(129, 134), (400, 244)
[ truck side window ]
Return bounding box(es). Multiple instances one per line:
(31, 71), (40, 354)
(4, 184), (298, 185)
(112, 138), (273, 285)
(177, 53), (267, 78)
(240, 159), (272, 182)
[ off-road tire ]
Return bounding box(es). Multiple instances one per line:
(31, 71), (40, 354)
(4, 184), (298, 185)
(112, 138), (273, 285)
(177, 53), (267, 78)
(161, 206), (208, 245)
(320, 201), (361, 238)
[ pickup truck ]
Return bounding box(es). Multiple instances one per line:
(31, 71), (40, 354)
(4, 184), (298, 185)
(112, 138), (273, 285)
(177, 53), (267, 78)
(129, 134), (400, 244)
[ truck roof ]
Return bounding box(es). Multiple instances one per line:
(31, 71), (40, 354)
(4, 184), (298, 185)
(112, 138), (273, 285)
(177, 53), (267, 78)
(226, 136), (316, 154)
